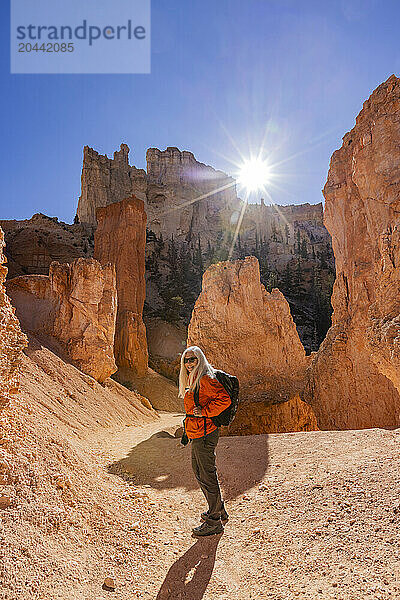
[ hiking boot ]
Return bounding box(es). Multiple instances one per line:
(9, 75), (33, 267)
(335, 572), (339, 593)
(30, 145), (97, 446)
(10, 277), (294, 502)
(192, 520), (224, 537)
(201, 507), (229, 524)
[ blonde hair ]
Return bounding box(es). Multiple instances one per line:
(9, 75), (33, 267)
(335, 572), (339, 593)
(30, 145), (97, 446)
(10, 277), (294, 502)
(178, 346), (215, 398)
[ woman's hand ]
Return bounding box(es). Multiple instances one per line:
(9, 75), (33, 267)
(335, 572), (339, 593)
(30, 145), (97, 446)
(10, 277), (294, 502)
(193, 406), (202, 417)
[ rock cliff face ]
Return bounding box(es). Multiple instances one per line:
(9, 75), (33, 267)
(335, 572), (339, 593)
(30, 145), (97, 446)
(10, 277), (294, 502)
(187, 256), (318, 434)
(76, 143), (330, 257)
(76, 145), (147, 226)
(145, 147), (237, 245)
(94, 197), (148, 377)
(367, 223), (400, 391)
(234, 200), (328, 268)
(304, 74), (400, 429)
(6, 258), (117, 383)
(0, 213), (94, 278)
(76, 144), (237, 246)
(145, 317), (186, 381)
(75, 143), (334, 352)
(0, 228), (27, 408)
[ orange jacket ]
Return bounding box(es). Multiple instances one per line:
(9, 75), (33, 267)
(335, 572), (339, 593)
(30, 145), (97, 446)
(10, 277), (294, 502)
(183, 374), (231, 439)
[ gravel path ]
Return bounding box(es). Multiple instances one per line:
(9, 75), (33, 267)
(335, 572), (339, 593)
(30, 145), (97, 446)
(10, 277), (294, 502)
(91, 415), (400, 599)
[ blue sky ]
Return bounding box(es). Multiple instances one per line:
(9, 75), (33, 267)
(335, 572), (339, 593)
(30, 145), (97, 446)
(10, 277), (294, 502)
(1, 0), (400, 222)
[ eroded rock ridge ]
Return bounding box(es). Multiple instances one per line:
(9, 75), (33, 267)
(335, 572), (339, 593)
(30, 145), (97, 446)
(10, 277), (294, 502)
(304, 74), (400, 429)
(0, 227), (27, 408)
(6, 258), (117, 383)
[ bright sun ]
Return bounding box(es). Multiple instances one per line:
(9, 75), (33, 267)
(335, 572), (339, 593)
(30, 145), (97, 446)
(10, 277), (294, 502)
(238, 158), (271, 192)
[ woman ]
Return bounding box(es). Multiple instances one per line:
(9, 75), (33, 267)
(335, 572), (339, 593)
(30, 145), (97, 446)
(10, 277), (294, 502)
(179, 345), (231, 537)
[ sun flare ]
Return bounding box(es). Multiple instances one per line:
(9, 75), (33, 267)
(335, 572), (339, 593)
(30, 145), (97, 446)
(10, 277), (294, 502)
(237, 158), (271, 192)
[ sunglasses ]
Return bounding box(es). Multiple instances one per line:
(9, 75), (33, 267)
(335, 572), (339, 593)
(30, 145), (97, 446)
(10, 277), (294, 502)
(184, 357), (198, 364)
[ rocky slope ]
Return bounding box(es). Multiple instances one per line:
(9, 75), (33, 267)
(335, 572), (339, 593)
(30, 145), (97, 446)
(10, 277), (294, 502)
(0, 333), (162, 600)
(187, 256), (318, 434)
(0, 227), (27, 409)
(3, 357), (400, 599)
(304, 74), (400, 430)
(6, 258), (117, 383)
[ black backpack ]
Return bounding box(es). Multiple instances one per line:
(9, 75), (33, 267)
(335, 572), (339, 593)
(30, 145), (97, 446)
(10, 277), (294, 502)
(194, 370), (239, 427)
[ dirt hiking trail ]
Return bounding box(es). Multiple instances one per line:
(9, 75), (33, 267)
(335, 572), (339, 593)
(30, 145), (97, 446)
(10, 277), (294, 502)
(90, 414), (400, 600)
(2, 341), (400, 600)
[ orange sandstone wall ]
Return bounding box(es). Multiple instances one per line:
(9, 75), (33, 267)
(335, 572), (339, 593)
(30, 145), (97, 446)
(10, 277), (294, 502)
(303, 74), (400, 429)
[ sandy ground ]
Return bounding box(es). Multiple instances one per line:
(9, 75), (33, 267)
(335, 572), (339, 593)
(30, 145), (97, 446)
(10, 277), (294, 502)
(92, 417), (400, 600)
(2, 338), (400, 599)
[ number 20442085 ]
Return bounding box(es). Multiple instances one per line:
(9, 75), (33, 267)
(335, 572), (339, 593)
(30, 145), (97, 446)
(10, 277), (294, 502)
(18, 43), (74, 52)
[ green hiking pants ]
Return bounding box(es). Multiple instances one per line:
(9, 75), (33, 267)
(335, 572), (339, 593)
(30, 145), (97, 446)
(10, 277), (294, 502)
(191, 427), (224, 521)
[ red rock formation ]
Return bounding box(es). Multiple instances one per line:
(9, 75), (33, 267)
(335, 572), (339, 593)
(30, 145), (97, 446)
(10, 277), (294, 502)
(187, 256), (318, 434)
(94, 197), (148, 377)
(230, 394), (318, 436)
(76, 144), (237, 246)
(0, 227), (27, 408)
(6, 258), (117, 383)
(0, 213), (94, 278)
(304, 74), (400, 429)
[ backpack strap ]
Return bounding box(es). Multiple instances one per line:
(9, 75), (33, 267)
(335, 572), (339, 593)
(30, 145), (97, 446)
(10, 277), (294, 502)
(194, 384), (207, 445)
(193, 384), (200, 407)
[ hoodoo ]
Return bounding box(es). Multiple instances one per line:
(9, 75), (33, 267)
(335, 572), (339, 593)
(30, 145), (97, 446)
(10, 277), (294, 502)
(6, 258), (117, 383)
(188, 256), (318, 434)
(94, 196), (148, 378)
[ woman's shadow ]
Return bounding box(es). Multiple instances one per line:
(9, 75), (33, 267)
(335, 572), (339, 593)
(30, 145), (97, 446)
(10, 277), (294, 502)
(108, 429), (269, 598)
(108, 429), (269, 501)
(155, 535), (221, 600)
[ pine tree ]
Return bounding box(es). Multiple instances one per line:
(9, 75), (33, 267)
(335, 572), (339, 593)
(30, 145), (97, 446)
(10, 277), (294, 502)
(300, 239), (308, 259)
(195, 238), (204, 273)
(319, 247), (327, 269)
(310, 265), (333, 349)
(296, 229), (301, 254)
(168, 236), (178, 269)
(285, 223), (290, 245)
(294, 256), (303, 288)
(264, 269), (280, 292)
(281, 261), (293, 294)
